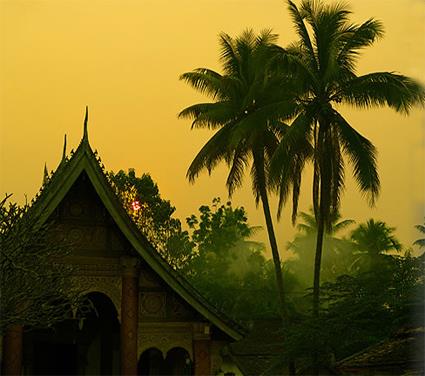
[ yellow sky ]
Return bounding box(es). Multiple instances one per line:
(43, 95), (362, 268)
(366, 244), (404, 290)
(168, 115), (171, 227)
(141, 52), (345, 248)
(1, 0), (424, 256)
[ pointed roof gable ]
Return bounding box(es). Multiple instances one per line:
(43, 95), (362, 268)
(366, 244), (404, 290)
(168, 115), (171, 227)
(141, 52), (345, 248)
(30, 112), (245, 341)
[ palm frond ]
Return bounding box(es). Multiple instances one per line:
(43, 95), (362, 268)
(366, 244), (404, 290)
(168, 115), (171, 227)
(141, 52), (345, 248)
(340, 72), (425, 114)
(186, 125), (233, 183)
(337, 18), (384, 72)
(307, 1), (351, 78)
(178, 102), (235, 130)
(179, 69), (223, 99)
(219, 33), (240, 76)
(333, 218), (355, 233)
(226, 144), (250, 197)
(334, 112), (379, 205)
(287, 0), (319, 74)
(269, 112), (314, 218)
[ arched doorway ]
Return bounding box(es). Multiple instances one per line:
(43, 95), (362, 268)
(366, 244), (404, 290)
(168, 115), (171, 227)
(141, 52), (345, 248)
(138, 347), (193, 376)
(23, 292), (120, 375)
(138, 347), (164, 375)
(76, 292), (120, 375)
(164, 347), (192, 375)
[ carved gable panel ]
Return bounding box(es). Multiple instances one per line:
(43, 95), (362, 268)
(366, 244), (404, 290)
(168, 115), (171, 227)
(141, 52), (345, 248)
(52, 172), (132, 258)
(138, 264), (200, 322)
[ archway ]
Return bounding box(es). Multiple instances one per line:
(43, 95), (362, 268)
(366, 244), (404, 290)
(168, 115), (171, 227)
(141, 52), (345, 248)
(76, 292), (120, 375)
(164, 347), (193, 375)
(23, 292), (120, 375)
(138, 346), (193, 375)
(138, 347), (165, 375)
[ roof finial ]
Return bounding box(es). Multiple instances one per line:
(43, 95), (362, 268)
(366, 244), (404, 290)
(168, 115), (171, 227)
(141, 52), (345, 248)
(83, 106), (89, 141)
(62, 134), (67, 161)
(43, 163), (49, 185)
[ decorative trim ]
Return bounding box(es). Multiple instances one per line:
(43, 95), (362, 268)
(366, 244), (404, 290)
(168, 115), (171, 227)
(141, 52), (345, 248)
(71, 275), (122, 320)
(137, 323), (193, 359)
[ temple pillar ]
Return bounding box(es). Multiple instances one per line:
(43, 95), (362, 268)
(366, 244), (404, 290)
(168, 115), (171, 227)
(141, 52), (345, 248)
(120, 256), (140, 376)
(2, 325), (23, 376)
(193, 323), (211, 375)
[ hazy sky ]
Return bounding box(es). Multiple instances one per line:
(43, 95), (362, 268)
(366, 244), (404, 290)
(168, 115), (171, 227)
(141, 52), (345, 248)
(1, 0), (424, 257)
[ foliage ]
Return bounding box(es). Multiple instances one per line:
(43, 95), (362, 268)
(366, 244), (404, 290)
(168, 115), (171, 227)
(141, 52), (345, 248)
(350, 218), (402, 272)
(413, 218), (425, 249)
(183, 199), (298, 320)
(179, 29), (309, 319)
(286, 209), (355, 286)
(108, 169), (194, 269)
(281, 252), (424, 368)
(0, 195), (81, 335)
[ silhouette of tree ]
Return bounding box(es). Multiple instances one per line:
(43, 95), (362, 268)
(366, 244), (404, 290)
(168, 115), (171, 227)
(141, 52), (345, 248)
(108, 169), (194, 269)
(350, 219), (402, 272)
(270, 0), (425, 318)
(413, 219), (425, 249)
(0, 195), (82, 334)
(287, 209), (355, 285)
(183, 198), (289, 319)
(179, 30), (307, 319)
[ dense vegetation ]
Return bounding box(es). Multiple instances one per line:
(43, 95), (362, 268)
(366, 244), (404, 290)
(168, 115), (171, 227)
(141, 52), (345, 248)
(2, 0), (423, 373)
(0, 195), (82, 334)
(111, 168), (424, 372)
(177, 0), (424, 373)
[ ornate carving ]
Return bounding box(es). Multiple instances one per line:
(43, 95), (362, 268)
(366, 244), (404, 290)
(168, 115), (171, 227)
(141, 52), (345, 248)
(69, 202), (84, 217)
(68, 227), (84, 243)
(167, 294), (195, 320)
(120, 256), (140, 277)
(70, 275), (122, 318)
(71, 261), (121, 276)
(140, 292), (166, 318)
(139, 268), (161, 288)
(138, 326), (193, 359)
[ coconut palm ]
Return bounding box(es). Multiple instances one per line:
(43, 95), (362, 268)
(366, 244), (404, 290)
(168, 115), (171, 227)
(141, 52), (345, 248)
(350, 219), (402, 272)
(351, 219), (401, 255)
(270, 0), (425, 316)
(179, 30), (308, 319)
(287, 208), (355, 284)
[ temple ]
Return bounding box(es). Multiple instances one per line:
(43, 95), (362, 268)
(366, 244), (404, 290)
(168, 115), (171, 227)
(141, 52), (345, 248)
(1, 109), (246, 375)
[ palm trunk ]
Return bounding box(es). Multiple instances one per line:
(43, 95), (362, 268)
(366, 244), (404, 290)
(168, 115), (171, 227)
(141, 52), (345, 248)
(259, 185), (296, 376)
(313, 205), (325, 317)
(258, 184), (286, 318)
(312, 118), (331, 374)
(255, 149), (295, 375)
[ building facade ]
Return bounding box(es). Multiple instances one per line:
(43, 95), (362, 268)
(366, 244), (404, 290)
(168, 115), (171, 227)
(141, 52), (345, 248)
(1, 113), (244, 375)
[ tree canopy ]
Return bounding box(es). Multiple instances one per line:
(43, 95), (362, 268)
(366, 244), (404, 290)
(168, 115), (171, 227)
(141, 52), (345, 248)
(0, 195), (82, 334)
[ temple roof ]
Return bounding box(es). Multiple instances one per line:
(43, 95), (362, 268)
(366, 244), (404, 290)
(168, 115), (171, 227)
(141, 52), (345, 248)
(29, 109), (245, 341)
(336, 327), (424, 372)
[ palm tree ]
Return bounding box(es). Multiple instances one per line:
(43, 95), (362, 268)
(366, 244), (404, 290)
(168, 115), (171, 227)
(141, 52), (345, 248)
(350, 219), (402, 272)
(178, 30), (307, 319)
(351, 219), (401, 255)
(270, 0), (425, 316)
(413, 219), (425, 249)
(287, 208), (355, 284)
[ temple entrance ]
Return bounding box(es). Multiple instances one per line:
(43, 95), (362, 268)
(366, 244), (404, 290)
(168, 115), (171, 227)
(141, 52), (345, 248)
(138, 347), (193, 375)
(23, 292), (120, 375)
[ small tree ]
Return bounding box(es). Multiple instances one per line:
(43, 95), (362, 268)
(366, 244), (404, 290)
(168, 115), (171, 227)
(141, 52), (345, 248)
(0, 195), (81, 334)
(108, 169), (194, 269)
(184, 198), (299, 320)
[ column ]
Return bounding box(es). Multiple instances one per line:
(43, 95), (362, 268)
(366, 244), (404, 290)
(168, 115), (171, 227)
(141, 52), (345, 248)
(193, 323), (211, 376)
(2, 325), (23, 376)
(120, 257), (140, 376)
